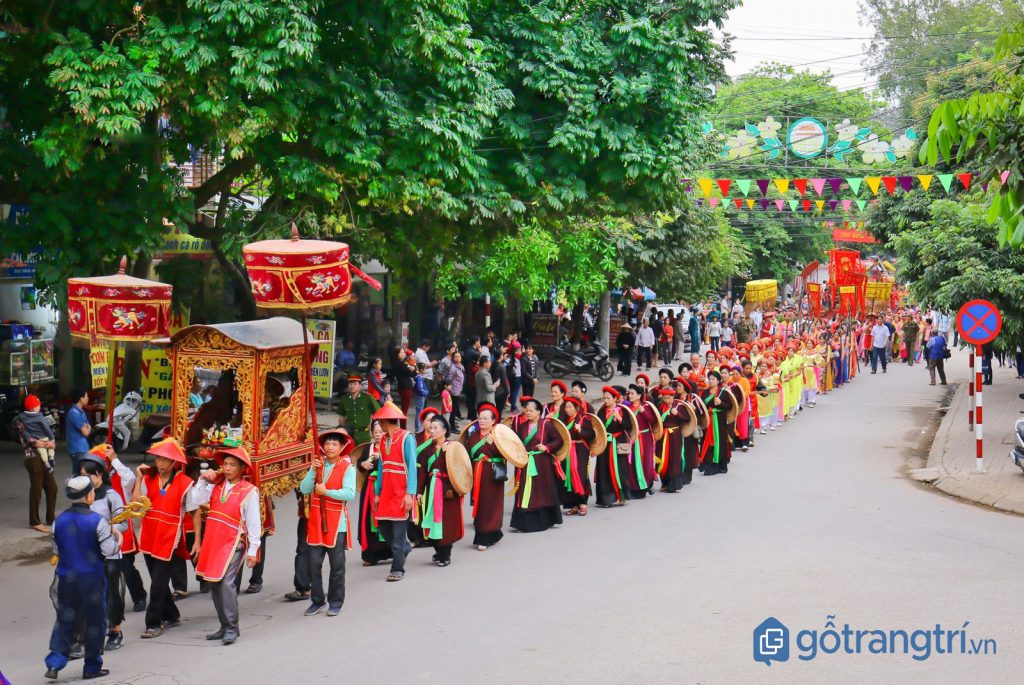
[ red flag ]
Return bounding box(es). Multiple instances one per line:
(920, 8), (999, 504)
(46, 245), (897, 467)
(802, 199), (811, 212)
(957, 172), (972, 191)
(716, 179), (732, 196)
(882, 176), (897, 194)
(792, 178), (808, 196)
(733, 198), (743, 210)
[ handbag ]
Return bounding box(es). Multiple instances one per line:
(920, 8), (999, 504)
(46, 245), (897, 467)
(491, 460), (508, 482)
(943, 348), (951, 360)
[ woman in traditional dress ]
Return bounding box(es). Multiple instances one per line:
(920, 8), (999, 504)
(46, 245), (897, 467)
(464, 404), (505, 551)
(415, 415), (464, 567)
(654, 387), (686, 492)
(594, 386), (627, 507)
(700, 371), (732, 475)
(560, 397), (594, 516)
(544, 381), (568, 422)
(407, 407), (441, 548)
(623, 384), (656, 498)
(801, 340), (819, 408)
(357, 421), (392, 566)
(755, 361), (774, 434)
(510, 397), (564, 533)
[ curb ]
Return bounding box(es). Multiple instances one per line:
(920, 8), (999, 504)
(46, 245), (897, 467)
(0, 534), (52, 564)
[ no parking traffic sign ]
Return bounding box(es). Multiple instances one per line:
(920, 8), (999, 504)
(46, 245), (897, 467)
(956, 299), (1001, 346)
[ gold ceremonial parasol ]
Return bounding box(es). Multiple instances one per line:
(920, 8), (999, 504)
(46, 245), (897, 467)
(444, 442), (473, 495)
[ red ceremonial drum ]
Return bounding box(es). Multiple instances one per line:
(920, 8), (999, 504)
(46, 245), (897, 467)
(67, 257), (173, 343)
(242, 225), (380, 311)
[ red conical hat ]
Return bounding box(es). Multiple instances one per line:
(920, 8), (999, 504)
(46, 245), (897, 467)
(146, 437), (187, 465)
(371, 401), (406, 422)
(213, 446), (252, 468)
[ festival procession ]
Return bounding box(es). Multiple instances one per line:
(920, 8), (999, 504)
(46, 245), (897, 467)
(3, 2), (1024, 683)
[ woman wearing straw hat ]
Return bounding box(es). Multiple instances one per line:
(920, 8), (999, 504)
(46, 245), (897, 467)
(463, 404), (506, 551)
(415, 415), (466, 567)
(509, 397), (564, 533)
(356, 420), (393, 567)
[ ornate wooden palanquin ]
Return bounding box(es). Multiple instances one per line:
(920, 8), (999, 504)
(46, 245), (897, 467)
(162, 317), (319, 498)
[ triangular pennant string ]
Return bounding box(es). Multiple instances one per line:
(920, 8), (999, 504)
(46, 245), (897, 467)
(937, 173), (954, 192)
(775, 199), (785, 212)
(827, 178), (843, 194)
(697, 178), (714, 197)
(917, 174), (933, 191)
(957, 172), (972, 191)
(897, 176), (913, 192)
(842, 200), (852, 212)
(716, 179), (732, 196)
(792, 178), (808, 196)
(773, 178), (790, 194)
(846, 177), (863, 195)
(881, 176), (897, 195)
(810, 178), (827, 196)
(865, 177), (882, 195)
(736, 179), (752, 196)
(756, 179), (770, 196)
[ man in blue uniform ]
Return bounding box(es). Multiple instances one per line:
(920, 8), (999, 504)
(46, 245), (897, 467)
(45, 475), (120, 681)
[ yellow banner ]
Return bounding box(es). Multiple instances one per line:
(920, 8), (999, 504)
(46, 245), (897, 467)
(306, 319), (336, 400)
(90, 346), (109, 390)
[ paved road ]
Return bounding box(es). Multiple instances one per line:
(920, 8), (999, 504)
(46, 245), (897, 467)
(1, 360), (1019, 684)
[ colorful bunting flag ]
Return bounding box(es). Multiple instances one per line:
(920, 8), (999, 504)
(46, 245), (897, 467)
(733, 198), (743, 210)
(957, 172), (972, 191)
(881, 176), (897, 194)
(736, 179), (752, 196)
(856, 199), (867, 211)
(917, 174), (933, 191)
(759, 198), (770, 210)
(828, 199), (839, 211)
(697, 178), (714, 197)
(775, 199), (785, 212)
(746, 199), (755, 209)
(792, 178), (808, 196)
(828, 178), (843, 194)
(716, 179), (732, 196)
(773, 178), (790, 194)
(937, 173), (954, 192)
(815, 200), (825, 212)
(802, 199), (811, 212)
(1000, 170), (1010, 185)
(810, 178), (827, 196)
(846, 177), (863, 195)
(708, 197), (719, 208)
(842, 200), (852, 212)
(897, 176), (913, 192)
(865, 176), (882, 195)
(789, 199), (798, 212)
(756, 179), (770, 196)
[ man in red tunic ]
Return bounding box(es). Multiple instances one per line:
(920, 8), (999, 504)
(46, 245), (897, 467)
(190, 447), (261, 644)
(371, 402), (418, 582)
(130, 438), (193, 640)
(300, 429), (357, 616)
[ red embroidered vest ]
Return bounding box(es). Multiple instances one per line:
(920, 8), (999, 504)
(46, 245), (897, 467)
(195, 479), (255, 581)
(138, 471), (192, 561)
(376, 429), (410, 521)
(307, 458), (352, 548)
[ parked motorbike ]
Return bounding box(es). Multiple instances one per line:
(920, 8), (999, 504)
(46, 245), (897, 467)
(1010, 393), (1024, 473)
(544, 340), (614, 381)
(91, 391), (142, 452)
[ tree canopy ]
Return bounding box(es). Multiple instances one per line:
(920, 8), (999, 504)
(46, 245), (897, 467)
(1, 0), (738, 313)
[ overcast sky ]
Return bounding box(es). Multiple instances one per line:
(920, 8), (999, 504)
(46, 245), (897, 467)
(721, 0), (873, 90)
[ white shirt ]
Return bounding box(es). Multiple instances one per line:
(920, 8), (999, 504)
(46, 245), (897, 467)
(731, 303), (744, 318)
(707, 321), (722, 337)
(636, 326), (656, 347)
(871, 324), (891, 348)
(722, 326), (734, 342)
(751, 310), (763, 330)
(189, 478), (263, 557)
(414, 348), (433, 379)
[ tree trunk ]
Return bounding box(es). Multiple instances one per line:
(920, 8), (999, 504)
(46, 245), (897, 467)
(599, 291), (611, 349)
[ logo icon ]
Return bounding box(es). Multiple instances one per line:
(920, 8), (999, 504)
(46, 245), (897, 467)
(753, 617), (790, 666)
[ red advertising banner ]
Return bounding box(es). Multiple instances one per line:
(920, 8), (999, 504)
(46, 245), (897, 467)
(832, 228), (877, 243)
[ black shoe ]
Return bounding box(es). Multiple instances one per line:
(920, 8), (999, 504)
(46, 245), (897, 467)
(105, 631), (124, 651)
(83, 670), (110, 680)
(45, 668), (59, 680)
(200, 580), (210, 594)
(222, 630), (239, 645)
(133, 599), (146, 613)
(68, 643), (84, 660)
(244, 583), (262, 594)
(435, 559), (451, 567)
(206, 628), (226, 641)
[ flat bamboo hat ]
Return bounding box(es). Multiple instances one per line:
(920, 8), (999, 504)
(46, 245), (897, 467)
(585, 414), (608, 455)
(492, 423), (529, 468)
(444, 442), (473, 495)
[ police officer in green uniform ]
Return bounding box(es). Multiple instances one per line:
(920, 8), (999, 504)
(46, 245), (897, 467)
(337, 372), (379, 445)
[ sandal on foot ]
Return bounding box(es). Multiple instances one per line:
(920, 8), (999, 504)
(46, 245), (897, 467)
(140, 628), (163, 639)
(386, 572), (405, 582)
(578, 506), (588, 516)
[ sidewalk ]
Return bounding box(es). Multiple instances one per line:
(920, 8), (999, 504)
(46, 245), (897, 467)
(911, 353), (1024, 515)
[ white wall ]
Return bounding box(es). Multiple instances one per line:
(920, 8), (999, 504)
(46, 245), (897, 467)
(0, 280), (58, 337)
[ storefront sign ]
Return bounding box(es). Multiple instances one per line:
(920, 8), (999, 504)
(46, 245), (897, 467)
(530, 313), (559, 346)
(306, 319), (336, 399)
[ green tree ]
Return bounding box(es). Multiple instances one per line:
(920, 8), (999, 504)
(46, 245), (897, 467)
(1, 0), (738, 314)
(922, 21), (1024, 246)
(890, 199), (1024, 344)
(862, 0), (1022, 124)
